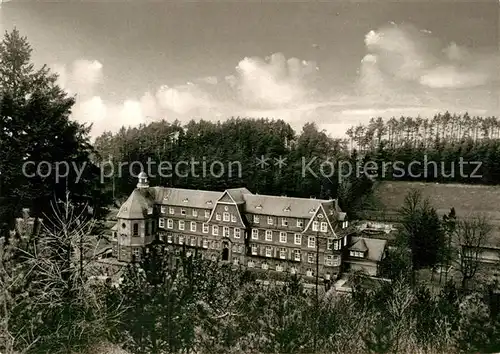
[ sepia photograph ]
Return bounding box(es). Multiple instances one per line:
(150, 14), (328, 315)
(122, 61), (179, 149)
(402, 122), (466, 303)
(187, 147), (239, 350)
(0, 0), (499, 353)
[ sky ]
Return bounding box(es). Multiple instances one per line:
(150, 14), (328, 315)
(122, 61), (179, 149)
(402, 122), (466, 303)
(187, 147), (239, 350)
(0, 0), (498, 138)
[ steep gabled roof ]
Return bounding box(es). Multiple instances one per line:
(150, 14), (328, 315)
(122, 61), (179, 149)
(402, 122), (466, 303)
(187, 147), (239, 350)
(116, 189), (154, 219)
(226, 187), (252, 204)
(349, 238), (368, 252)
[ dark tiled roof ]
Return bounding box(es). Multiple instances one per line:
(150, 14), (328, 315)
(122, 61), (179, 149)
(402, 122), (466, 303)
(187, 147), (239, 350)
(152, 187), (222, 208)
(116, 189), (155, 219)
(349, 238), (368, 252)
(243, 195), (334, 218)
(349, 236), (387, 262)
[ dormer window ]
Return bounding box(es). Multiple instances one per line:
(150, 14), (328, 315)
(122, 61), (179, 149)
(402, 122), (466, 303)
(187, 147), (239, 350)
(161, 206), (166, 214)
(342, 221), (349, 228)
(254, 215), (260, 223)
(267, 216), (273, 225)
(282, 218), (288, 226)
(256, 204), (262, 210)
(309, 208), (315, 214)
(283, 206), (291, 212)
(183, 198), (189, 203)
(207, 200), (213, 205)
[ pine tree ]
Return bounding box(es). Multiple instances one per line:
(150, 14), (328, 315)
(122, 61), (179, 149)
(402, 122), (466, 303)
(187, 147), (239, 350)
(0, 28), (110, 229)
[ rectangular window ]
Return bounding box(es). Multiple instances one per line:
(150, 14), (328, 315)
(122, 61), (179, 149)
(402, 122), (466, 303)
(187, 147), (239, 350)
(181, 209), (186, 215)
(202, 239), (208, 248)
(327, 239), (332, 250)
(308, 236), (316, 248)
(294, 249), (301, 261)
(167, 233), (172, 243)
(279, 232), (287, 243)
(161, 206), (166, 213)
(297, 219), (303, 228)
(159, 218), (165, 228)
(202, 223), (209, 233)
(251, 244), (258, 255)
(216, 213), (221, 221)
(279, 247), (286, 259)
(262, 262), (268, 270)
(133, 223), (139, 236)
(212, 225), (219, 236)
(308, 253), (314, 263)
(252, 229), (259, 240)
(325, 255), (333, 266)
(320, 222), (328, 232)
(192, 209), (198, 217)
(190, 237), (196, 246)
(276, 264), (283, 272)
(254, 215), (260, 223)
(167, 219), (173, 229)
(169, 207), (174, 214)
(290, 267), (297, 274)
(248, 261), (254, 268)
(234, 228), (241, 238)
(223, 212), (230, 222)
(231, 214), (237, 222)
(344, 236), (347, 246)
(205, 210), (210, 218)
(282, 218), (288, 226)
(333, 255), (340, 266)
(133, 248), (140, 257)
(190, 221), (196, 232)
(212, 240), (217, 249)
(294, 233), (302, 245)
(233, 257), (239, 266)
(334, 240), (340, 250)
(267, 216), (273, 225)
(265, 246), (272, 257)
(312, 221), (319, 231)
(306, 269), (313, 277)
(265, 230), (273, 241)
(179, 220), (185, 231)
(179, 235), (184, 244)
(223, 226), (229, 237)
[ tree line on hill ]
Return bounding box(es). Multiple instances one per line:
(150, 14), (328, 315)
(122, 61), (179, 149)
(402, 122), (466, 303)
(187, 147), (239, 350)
(350, 115), (500, 184)
(94, 119), (376, 218)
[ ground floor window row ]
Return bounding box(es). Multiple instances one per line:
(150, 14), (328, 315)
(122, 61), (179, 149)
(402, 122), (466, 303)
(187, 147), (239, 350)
(249, 244), (341, 266)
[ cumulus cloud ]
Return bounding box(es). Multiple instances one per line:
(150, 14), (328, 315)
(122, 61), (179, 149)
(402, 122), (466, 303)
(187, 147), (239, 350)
(363, 23), (497, 90)
(54, 24), (498, 140)
(235, 53), (317, 108)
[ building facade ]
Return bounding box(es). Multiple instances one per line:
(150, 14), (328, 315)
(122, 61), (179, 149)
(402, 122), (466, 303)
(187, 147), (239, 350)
(112, 173), (387, 281)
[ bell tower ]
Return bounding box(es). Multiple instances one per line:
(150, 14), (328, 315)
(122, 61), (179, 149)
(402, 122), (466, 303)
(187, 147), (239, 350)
(137, 171), (149, 189)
